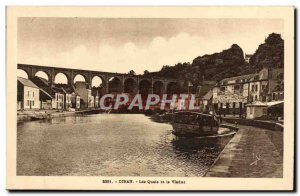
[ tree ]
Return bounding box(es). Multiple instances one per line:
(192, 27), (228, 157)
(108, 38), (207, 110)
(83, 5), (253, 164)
(128, 70), (136, 75)
(144, 70), (150, 75)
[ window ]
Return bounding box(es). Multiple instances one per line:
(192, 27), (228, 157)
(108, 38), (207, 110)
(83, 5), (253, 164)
(255, 84), (258, 92)
(274, 94), (278, 101)
(239, 85), (244, 93)
(28, 91), (30, 97)
(27, 100), (29, 106)
(234, 85), (240, 93)
(255, 95), (258, 101)
(279, 93), (284, 100)
(220, 86), (226, 92)
(251, 85), (254, 92)
(32, 101), (34, 106)
(33, 92), (34, 97)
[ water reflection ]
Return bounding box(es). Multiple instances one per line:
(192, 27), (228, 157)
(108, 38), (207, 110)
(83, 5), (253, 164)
(172, 136), (231, 153)
(44, 115), (92, 124)
(17, 114), (233, 176)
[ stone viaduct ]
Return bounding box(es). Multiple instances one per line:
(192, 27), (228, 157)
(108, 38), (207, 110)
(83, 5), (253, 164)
(18, 64), (186, 95)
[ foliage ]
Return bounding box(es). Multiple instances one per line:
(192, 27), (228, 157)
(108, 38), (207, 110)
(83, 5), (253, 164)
(128, 70), (136, 75)
(143, 33), (284, 90)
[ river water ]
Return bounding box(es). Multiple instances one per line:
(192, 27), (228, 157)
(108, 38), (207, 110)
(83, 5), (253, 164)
(17, 114), (233, 176)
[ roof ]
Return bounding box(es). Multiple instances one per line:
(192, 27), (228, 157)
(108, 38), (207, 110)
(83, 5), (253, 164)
(219, 73), (257, 83)
(52, 86), (65, 94)
(31, 77), (58, 96)
(196, 80), (216, 98)
(34, 76), (49, 86)
(63, 86), (75, 94)
(202, 80), (216, 85)
(202, 90), (212, 100)
(246, 101), (284, 107)
(174, 111), (213, 117)
(42, 86), (57, 96)
(40, 88), (54, 99)
(54, 83), (75, 94)
(17, 77), (39, 88)
(246, 101), (267, 107)
(75, 81), (91, 89)
(91, 89), (99, 96)
(266, 101), (284, 107)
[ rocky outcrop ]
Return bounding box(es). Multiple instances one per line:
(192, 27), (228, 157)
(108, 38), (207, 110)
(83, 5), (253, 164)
(192, 44), (248, 81)
(154, 44), (250, 87)
(250, 33), (284, 70)
(147, 33), (284, 92)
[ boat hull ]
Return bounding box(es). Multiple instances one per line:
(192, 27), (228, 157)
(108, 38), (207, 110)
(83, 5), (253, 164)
(171, 111), (219, 137)
(172, 122), (218, 137)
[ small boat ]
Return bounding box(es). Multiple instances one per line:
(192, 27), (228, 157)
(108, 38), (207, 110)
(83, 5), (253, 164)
(171, 111), (219, 137)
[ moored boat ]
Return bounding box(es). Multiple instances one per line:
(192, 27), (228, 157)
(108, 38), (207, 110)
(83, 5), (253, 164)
(30, 116), (45, 121)
(171, 111), (219, 137)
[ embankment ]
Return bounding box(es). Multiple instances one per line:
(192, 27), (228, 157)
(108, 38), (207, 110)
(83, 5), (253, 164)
(205, 124), (283, 177)
(223, 117), (283, 131)
(204, 119), (283, 177)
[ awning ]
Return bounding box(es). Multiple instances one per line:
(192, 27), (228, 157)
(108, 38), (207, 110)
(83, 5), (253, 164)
(246, 101), (267, 107)
(266, 101), (284, 107)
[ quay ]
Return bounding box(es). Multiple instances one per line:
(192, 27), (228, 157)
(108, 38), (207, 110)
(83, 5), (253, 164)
(17, 109), (102, 122)
(205, 124), (283, 177)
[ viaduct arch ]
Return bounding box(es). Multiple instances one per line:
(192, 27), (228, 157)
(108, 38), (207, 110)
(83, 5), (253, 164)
(18, 64), (186, 95)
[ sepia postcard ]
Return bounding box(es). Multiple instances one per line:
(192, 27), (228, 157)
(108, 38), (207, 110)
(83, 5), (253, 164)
(6, 6), (294, 190)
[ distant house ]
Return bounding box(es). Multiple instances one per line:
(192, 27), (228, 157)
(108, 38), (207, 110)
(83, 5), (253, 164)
(200, 90), (213, 113)
(71, 93), (81, 109)
(268, 68), (284, 102)
(246, 100), (284, 120)
(55, 84), (75, 109)
(17, 77), (40, 110)
(248, 68), (269, 103)
(246, 101), (268, 119)
(62, 87), (73, 109)
(212, 68), (284, 118)
(75, 82), (94, 108)
(195, 80), (216, 111)
(245, 54), (252, 63)
(212, 70), (264, 116)
(92, 89), (100, 108)
(52, 87), (65, 109)
(39, 88), (54, 109)
(89, 96), (95, 108)
(31, 76), (64, 109)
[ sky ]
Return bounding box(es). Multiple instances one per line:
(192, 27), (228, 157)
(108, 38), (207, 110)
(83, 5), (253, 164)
(18, 18), (283, 81)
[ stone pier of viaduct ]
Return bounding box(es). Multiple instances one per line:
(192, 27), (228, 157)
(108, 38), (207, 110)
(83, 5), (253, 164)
(18, 64), (186, 95)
